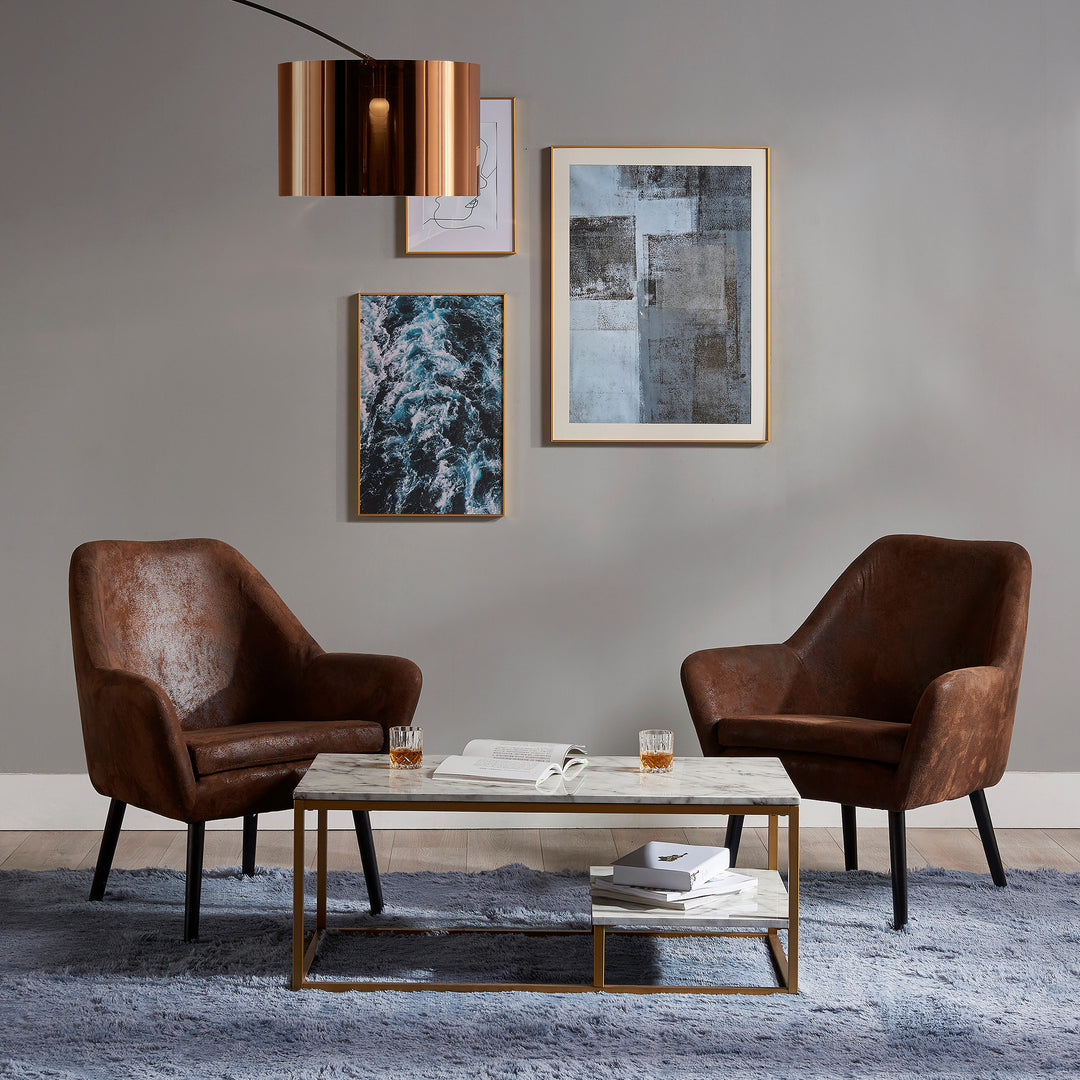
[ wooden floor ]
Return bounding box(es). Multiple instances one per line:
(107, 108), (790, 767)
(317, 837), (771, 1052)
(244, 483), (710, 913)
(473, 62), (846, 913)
(2, 827), (1078, 874)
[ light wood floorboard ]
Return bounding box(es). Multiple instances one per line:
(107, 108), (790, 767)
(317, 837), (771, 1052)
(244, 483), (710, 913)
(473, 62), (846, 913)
(200, 831), (246, 872)
(333, 825), (395, 871)
(908, 828), (991, 873)
(539, 828), (617, 871)
(2, 831), (98, 870)
(610, 827), (688, 859)
(159, 833), (189, 870)
(676, 827), (771, 868)
(0, 831), (29, 864)
(388, 830), (469, 873)
(467, 829), (544, 871)
(2, 829), (1078, 872)
(75, 830), (173, 871)
(992, 828), (1080, 871)
(767, 827), (845, 874)
(1048, 829), (1080, 863)
(826, 827), (930, 873)
(255, 829), (308, 870)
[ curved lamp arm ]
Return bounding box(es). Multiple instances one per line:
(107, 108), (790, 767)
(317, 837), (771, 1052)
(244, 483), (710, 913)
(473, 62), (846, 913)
(228, 0), (375, 63)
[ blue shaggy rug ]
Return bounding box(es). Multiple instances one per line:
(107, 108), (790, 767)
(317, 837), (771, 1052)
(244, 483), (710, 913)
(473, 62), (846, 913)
(0, 864), (1078, 1079)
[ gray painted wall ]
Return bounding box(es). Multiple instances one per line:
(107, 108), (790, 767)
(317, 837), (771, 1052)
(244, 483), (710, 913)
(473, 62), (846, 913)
(2, 0), (1077, 773)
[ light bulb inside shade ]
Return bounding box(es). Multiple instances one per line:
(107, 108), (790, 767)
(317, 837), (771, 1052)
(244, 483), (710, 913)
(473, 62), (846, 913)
(278, 60), (480, 196)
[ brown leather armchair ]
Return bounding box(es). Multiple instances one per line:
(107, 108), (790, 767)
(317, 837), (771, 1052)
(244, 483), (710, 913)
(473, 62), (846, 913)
(681, 534), (1031, 928)
(70, 538), (423, 941)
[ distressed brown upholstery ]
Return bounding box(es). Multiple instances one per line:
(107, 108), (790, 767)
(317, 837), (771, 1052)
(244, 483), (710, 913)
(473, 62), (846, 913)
(681, 534), (1031, 927)
(70, 538), (422, 940)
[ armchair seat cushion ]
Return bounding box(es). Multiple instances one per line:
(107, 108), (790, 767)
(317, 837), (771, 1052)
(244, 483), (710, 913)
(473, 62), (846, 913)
(721, 714), (910, 765)
(185, 719), (384, 777)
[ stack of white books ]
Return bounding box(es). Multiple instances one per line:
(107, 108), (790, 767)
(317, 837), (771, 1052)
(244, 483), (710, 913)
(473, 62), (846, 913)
(590, 841), (757, 911)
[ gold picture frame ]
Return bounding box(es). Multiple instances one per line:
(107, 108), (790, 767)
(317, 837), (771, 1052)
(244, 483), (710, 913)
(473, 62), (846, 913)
(550, 145), (769, 444)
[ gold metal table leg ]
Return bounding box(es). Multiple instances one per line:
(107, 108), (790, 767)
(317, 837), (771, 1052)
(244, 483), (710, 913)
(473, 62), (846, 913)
(317, 809), (328, 932)
(788, 805), (800, 994)
(593, 925), (606, 989)
(291, 803), (305, 990)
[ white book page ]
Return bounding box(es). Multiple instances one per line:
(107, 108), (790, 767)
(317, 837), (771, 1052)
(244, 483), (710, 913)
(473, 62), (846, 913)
(433, 755), (562, 785)
(591, 884), (759, 914)
(462, 739), (582, 766)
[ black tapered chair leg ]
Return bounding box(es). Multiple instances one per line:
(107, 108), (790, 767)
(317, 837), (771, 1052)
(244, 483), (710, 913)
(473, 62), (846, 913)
(841, 804), (858, 870)
(352, 810), (384, 915)
(242, 814), (257, 877)
(970, 789), (1007, 887)
(888, 810), (908, 930)
(725, 814), (745, 865)
(184, 822), (205, 943)
(89, 798), (126, 901)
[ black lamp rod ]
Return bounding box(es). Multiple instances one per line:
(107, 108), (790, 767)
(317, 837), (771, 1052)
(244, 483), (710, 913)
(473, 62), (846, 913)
(227, 0), (375, 64)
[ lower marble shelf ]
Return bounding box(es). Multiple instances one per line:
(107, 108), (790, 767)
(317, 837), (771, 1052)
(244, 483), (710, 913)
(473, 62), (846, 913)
(589, 867), (790, 929)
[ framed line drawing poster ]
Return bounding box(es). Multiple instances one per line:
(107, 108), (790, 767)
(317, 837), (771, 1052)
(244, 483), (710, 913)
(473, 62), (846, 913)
(550, 146), (769, 443)
(405, 98), (516, 255)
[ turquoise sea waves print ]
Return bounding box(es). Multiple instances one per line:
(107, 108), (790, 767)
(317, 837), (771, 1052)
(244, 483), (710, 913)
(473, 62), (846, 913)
(359, 294), (504, 516)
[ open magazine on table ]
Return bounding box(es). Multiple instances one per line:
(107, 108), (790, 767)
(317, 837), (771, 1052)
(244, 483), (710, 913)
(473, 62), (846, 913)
(432, 739), (587, 786)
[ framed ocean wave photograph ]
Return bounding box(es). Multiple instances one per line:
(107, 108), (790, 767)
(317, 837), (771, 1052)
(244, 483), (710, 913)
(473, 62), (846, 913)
(405, 98), (516, 255)
(550, 146), (769, 444)
(358, 293), (504, 517)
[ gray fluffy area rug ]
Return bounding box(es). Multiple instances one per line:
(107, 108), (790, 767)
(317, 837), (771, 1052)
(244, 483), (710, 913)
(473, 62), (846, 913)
(1, 864), (1078, 1079)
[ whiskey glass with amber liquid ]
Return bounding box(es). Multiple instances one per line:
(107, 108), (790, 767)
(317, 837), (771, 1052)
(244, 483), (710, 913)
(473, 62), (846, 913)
(639, 729), (674, 773)
(389, 726), (423, 769)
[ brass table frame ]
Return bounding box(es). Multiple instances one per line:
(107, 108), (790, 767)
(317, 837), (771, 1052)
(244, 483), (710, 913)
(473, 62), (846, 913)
(292, 795), (799, 995)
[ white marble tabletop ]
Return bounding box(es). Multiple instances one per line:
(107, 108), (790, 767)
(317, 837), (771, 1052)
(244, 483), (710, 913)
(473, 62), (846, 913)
(294, 754), (799, 806)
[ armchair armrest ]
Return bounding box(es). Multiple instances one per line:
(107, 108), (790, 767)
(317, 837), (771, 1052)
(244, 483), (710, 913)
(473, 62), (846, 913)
(681, 643), (804, 753)
(897, 665), (1011, 808)
(299, 653), (423, 739)
(83, 668), (197, 820)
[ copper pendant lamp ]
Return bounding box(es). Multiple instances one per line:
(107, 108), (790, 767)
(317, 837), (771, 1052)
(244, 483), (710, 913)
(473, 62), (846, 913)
(232, 1), (480, 197)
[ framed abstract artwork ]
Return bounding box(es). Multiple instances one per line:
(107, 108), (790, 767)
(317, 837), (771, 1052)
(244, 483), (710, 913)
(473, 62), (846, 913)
(550, 146), (769, 443)
(358, 294), (504, 517)
(405, 98), (517, 255)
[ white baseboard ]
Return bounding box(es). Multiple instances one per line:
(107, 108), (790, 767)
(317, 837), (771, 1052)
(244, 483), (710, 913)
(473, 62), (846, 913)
(1, 772), (1076, 830)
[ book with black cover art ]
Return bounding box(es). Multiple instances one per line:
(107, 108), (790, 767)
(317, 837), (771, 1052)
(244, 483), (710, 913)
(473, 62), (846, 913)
(611, 841), (731, 891)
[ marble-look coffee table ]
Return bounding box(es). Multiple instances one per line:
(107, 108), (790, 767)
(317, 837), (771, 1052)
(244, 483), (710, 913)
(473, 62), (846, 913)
(291, 754), (800, 994)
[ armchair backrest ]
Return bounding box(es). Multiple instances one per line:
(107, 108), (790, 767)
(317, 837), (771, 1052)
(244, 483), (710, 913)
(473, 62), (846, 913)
(787, 534), (1031, 725)
(70, 538), (321, 730)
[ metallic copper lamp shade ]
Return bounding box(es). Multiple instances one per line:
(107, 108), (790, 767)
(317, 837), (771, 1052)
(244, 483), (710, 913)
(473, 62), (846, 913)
(278, 59), (480, 197)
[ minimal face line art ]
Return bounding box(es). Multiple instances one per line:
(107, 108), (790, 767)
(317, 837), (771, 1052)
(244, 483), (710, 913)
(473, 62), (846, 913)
(424, 136), (495, 232)
(406, 99), (515, 254)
